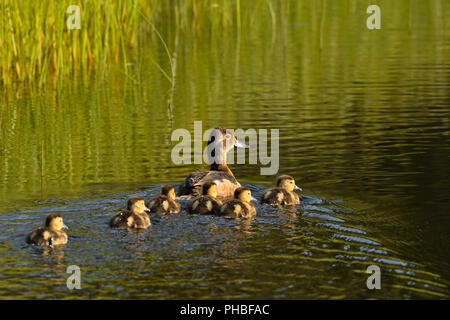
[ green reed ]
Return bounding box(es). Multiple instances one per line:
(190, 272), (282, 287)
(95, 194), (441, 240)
(1, 0), (446, 89)
(0, 0), (280, 88)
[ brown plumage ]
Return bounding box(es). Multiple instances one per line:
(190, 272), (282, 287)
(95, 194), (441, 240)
(110, 196), (151, 229)
(187, 181), (222, 215)
(178, 127), (248, 200)
(261, 175), (302, 206)
(218, 187), (256, 219)
(148, 184), (181, 215)
(26, 213), (68, 246)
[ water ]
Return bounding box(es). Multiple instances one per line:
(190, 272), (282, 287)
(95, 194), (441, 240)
(0, 1), (449, 299)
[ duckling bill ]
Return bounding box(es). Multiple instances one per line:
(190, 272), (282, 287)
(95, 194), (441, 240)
(26, 213), (68, 246)
(148, 184), (181, 215)
(218, 186), (256, 219)
(187, 181), (222, 215)
(261, 175), (302, 206)
(110, 196), (151, 229)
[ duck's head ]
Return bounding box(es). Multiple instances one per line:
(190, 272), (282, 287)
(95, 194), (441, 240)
(161, 184), (176, 201)
(45, 213), (68, 231)
(201, 181), (218, 198)
(207, 127), (248, 165)
(127, 196), (150, 214)
(276, 175), (302, 192)
(234, 186), (256, 203)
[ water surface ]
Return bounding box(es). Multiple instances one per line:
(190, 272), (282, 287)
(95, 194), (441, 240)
(0, 1), (449, 299)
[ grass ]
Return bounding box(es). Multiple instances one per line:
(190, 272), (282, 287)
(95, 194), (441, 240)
(0, 0), (279, 88)
(1, 0), (447, 89)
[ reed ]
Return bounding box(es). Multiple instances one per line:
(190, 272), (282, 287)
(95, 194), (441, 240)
(0, 0), (279, 88)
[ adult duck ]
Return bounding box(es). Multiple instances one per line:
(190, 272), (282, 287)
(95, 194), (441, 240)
(178, 127), (248, 199)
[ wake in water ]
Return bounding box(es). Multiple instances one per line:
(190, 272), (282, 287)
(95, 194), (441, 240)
(0, 182), (448, 299)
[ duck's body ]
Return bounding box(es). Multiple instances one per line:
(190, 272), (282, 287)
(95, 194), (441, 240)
(109, 210), (151, 229)
(148, 184), (181, 215)
(26, 213), (68, 246)
(178, 127), (248, 200)
(178, 169), (239, 200)
(261, 188), (299, 206)
(219, 199), (256, 219)
(187, 181), (222, 215)
(218, 187), (256, 219)
(188, 195), (222, 215)
(110, 196), (151, 229)
(261, 175), (302, 206)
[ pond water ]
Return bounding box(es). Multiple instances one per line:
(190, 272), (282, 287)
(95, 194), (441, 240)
(0, 1), (449, 299)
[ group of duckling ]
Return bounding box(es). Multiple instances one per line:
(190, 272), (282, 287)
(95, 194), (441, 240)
(27, 127), (302, 246)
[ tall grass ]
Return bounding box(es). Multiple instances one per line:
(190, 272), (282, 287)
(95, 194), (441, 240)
(0, 0), (278, 88)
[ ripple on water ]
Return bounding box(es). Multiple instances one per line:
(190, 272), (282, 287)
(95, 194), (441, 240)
(0, 183), (448, 299)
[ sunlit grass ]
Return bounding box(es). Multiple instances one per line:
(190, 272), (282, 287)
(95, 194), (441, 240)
(0, 0), (281, 88)
(0, 0), (448, 89)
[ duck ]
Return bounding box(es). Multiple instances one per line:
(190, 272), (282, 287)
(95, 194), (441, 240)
(26, 213), (68, 246)
(148, 184), (181, 215)
(261, 175), (302, 206)
(187, 181), (222, 215)
(218, 186), (257, 219)
(109, 196), (151, 229)
(178, 127), (249, 199)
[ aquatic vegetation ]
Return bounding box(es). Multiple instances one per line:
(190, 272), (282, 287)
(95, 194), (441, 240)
(1, 0), (447, 89)
(0, 0), (281, 88)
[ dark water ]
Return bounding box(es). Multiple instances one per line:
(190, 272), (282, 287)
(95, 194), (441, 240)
(0, 1), (449, 299)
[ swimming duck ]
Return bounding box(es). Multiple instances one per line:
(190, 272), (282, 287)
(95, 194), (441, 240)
(148, 184), (181, 215)
(26, 213), (68, 246)
(187, 181), (222, 215)
(261, 175), (302, 206)
(110, 196), (151, 229)
(178, 127), (249, 199)
(218, 186), (257, 219)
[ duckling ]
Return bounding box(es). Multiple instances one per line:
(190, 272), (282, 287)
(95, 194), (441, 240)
(187, 181), (222, 215)
(26, 213), (68, 246)
(178, 127), (249, 200)
(148, 184), (181, 215)
(110, 196), (151, 229)
(218, 186), (257, 219)
(261, 175), (302, 206)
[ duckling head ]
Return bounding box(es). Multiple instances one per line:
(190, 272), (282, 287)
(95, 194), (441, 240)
(234, 186), (253, 203)
(161, 184), (176, 201)
(276, 175), (302, 192)
(127, 196), (150, 214)
(202, 181), (218, 198)
(45, 213), (68, 231)
(207, 127), (248, 165)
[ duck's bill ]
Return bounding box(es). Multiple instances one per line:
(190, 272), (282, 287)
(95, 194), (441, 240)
(294, 185), (302, 192)
(251, 196), (257, 202)
(234, 140), (249, 148)
(144, 207), (151, 213)
(62, 224), (69, 230)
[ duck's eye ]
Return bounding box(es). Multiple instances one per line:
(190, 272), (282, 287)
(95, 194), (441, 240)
(225, 134), (231, 139)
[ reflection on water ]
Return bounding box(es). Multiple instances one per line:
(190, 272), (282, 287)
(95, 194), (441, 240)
(0, 1), (449, 299)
